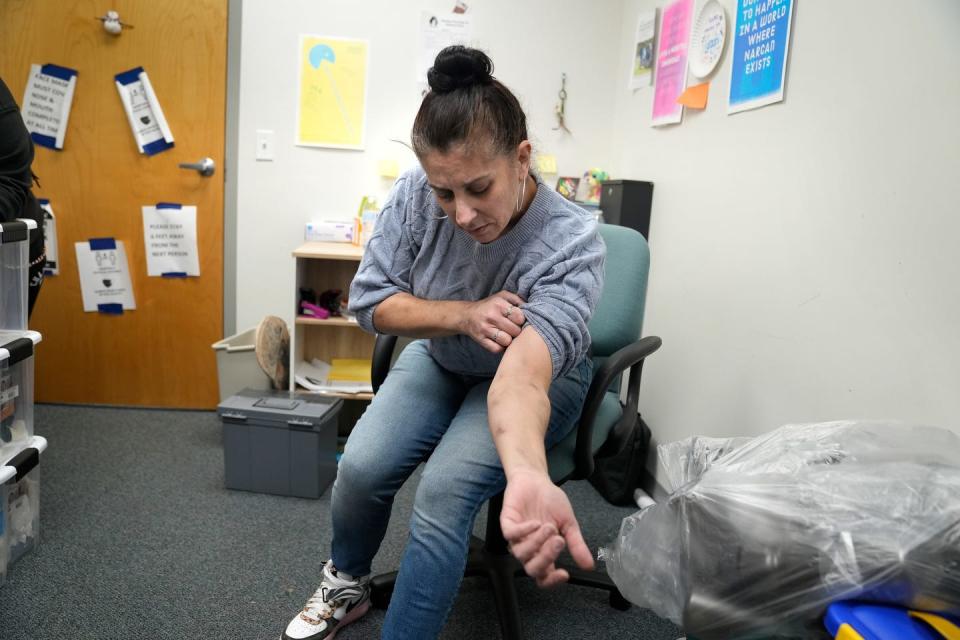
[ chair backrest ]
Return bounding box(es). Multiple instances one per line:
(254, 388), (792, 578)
(588, 224), (650, 359)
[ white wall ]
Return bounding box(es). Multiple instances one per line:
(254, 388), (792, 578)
(233, 0), (625, 331)
(612, 0), (960, 442)
(233, 0), (960, 446)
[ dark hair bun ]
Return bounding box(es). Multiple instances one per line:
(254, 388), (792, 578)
(427, 46), (493, 94)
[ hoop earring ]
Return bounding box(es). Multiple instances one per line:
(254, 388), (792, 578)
(515, 175), (527, 213)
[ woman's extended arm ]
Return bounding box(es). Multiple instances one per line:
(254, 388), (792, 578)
(488, 326), (595, 586)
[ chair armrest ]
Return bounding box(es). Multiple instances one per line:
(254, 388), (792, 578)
(371, 334), (399, 393)
(573, 336), (662, 479)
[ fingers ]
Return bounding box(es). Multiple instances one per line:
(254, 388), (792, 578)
(501, 518), (539, 541)
(562, 522), (595, 571)
(536, 568), (569, 589)
(479, 337), (505, 354)
(495, 317), (522, 338)
(497, 290), (525, 306)
(480, 322), (518, 353)
(508, 523), (557, 563)
(495, 294), (526, 328)
(522, 533), (565, 579)
(502, 305), (526, 329)
(479, 328), (507, 354)
(467, 291), (527, 352)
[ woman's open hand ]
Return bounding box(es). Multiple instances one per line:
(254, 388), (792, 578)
(458, 290), (526, 353)
(501, 468), (595, 587)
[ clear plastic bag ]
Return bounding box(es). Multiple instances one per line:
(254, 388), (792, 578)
(601, 421), (960, 639)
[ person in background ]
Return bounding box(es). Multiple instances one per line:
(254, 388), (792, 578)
(282, 45), (605, 640)
(0, 75), (46, 317)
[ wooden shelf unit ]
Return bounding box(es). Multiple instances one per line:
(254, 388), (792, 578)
(291, 242), (374, 434)
(295, 316), (360, 328)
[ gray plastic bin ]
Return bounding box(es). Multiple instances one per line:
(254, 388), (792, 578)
(218, 390), (341, 499)
(211, 327), (273, 402)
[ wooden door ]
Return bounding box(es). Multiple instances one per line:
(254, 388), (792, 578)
(0, 0), (227, 408)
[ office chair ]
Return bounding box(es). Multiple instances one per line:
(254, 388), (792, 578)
(367, 223), (661, 639)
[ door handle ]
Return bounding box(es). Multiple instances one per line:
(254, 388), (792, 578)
(178, 157), (215, 177)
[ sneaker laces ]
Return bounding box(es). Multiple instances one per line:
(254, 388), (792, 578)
(300, 566), (365, 623)
(301, 585), (338, 622)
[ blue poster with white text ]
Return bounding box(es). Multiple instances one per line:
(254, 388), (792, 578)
(728, 0), (794, 114)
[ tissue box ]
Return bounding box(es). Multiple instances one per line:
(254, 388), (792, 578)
(305, 221), (354, 243)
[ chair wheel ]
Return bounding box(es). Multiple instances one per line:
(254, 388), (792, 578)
(609, 590), (631, 611)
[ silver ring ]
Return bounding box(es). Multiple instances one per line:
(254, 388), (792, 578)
(492, 329), (502, 342)
(504, 304), (515, 318)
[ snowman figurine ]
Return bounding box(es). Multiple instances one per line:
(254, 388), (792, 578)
(98, 10), (133, 35)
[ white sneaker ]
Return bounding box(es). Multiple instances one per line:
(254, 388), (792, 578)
(282, 560), (371, 640)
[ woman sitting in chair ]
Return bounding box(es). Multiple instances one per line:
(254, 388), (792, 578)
(282, 45), (605, 640)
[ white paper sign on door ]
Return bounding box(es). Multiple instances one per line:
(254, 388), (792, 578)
(21, 63), (78, 150)
(114, 66), (174, 155)
(38, 199), (59, 276)
(75, 238), (136, 313)
(141, 203), (200, 277)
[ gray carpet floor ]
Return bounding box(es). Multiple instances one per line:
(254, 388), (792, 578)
(0, 404), (681, 640)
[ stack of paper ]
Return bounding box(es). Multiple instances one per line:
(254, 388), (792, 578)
(295, 358), (372, 395)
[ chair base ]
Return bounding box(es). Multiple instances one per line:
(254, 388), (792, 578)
(369, 535), (631, 639)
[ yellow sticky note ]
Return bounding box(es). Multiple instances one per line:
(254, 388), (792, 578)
(378, 160), (399, 179)
(536, 154), (558, 175)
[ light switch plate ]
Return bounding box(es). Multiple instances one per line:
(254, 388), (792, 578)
(255, 129), (274, 161)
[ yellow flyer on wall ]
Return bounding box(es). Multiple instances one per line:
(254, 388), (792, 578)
(296, 35), (368, 149)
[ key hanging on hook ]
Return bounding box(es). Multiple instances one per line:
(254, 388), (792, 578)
(553, 73), (571, 134)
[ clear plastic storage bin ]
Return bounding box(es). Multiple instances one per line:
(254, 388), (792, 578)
(0, 435), (45, 587)
(0, 220), (36, 333)
(0, 331), (41, 464)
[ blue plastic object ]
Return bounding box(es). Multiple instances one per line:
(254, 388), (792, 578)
(825, 602), (945, 640)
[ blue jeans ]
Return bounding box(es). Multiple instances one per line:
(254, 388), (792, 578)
(330, 340), (592, 639)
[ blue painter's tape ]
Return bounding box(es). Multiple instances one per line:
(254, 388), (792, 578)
(142, 139), (174, 156)
(97, 303), (123, 315)
(161, 272), (187, 278)
(88, 238), (117, 251)
(155, 202), (181, 210)
(40, 64), (78, 81)
(38, 199), (49, 206)
(114, 66), (144, 86)
(30, 132), (58, 150)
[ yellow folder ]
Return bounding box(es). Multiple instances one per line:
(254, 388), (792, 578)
(328, 358), (372, 383)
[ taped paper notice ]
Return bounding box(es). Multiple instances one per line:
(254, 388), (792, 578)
(141, 203), (200, 277)
(21, 63), (78, 150)
(629, 11), (657, 90)
(114, 67), (175, 155)
(38, 199), (59, 275)
(418, 12), (472, 85)
(75, 238), (136, 313)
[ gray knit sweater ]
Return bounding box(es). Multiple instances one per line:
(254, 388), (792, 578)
(348, 167), (605, 379)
